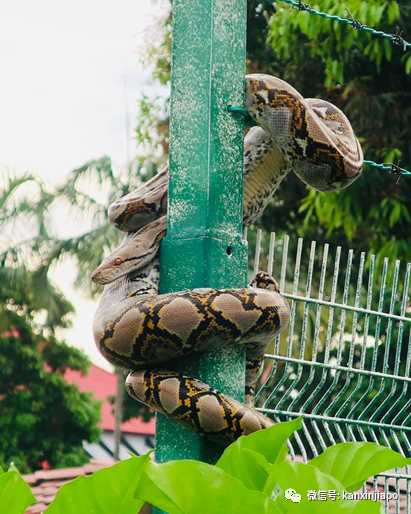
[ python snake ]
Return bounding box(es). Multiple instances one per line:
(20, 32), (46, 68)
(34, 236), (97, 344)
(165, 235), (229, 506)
(92, 74), (363, 444)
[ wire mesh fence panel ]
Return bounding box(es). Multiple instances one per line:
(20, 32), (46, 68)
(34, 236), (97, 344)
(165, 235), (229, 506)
(249, 229), (411, 513)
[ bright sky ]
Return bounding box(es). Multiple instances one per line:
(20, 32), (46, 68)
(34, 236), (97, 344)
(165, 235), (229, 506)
(0, 0), (168, 369)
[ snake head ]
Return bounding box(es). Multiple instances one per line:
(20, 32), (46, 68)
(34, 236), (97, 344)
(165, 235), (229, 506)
(91, 250), (128, 285)
(91, 216), (167, 285)
(249, 271), (280, 293)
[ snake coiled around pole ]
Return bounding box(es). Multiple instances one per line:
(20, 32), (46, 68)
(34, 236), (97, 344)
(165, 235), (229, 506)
(92, 74), (363, 444)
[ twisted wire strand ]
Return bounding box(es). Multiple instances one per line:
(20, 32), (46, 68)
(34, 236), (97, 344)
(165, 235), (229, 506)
(266, 0), (411, 50)
(364, 160), (411, 178)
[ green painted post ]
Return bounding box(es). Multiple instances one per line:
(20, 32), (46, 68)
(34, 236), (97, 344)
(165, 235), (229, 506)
(157, 0), (248, 470)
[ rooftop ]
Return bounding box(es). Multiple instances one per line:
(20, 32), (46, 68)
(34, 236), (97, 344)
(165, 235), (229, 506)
(65, 364), (155, 435)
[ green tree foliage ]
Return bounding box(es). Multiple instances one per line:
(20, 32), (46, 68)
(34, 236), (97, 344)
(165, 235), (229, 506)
(0, 171), (74, 328)
(0, 170), (102, 472)
(0, 310), (101, 473)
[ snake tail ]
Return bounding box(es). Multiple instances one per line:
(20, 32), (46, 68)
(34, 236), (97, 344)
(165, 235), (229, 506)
(126, 369), (273, 444)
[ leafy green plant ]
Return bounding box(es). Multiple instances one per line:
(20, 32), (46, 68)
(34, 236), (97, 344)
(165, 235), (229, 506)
(45, 453), (152, 514)
(0, 464), (36, 514)
(7, 418), (410, 513)
(0, 311), (101, 473)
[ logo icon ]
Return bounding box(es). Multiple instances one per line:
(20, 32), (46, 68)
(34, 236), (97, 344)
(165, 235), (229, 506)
(285, 488), (302, 503)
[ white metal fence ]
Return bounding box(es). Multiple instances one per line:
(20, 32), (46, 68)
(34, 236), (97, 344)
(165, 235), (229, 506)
(249, 229), (411, 513)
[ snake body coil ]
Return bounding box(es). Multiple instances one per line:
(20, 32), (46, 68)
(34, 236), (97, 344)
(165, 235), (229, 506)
(92, 74), (363, 443)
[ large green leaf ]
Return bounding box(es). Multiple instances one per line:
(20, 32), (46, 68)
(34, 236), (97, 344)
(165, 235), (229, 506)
(352, 501), (383, 513)
(310, 442), (411, 492)
(219, 448), (270, 492)
(263, 461), (381, 514)
(134, 460), (281, 514)
(45, 453), (151, 513)
(0, 471), (36, 514)
(216, 417), (302, 491)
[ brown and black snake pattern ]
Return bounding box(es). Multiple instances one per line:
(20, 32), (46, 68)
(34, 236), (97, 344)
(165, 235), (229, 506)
(92, 74), (363, 444)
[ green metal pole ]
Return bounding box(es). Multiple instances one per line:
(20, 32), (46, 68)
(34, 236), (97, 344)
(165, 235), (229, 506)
(157, 0), (248, 470)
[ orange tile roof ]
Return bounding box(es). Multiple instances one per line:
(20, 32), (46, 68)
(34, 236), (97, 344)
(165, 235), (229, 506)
(64, 365), (155, 435)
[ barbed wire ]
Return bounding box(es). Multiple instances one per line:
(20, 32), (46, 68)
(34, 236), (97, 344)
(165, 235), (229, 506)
(364, 160), (411, 185)
(265, 0), (411, 50)
(227, 106), (410, 183)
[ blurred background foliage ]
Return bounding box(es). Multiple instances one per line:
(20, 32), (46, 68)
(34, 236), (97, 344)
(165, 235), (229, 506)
(0, 171), (102, 471)
(0, 319), (101, 472)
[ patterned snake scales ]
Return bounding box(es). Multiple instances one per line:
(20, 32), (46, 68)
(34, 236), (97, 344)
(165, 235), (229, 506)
(92, 75), (363, 444)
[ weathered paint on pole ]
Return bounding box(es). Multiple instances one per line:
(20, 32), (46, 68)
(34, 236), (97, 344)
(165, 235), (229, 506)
(157, 0), (248, 471)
